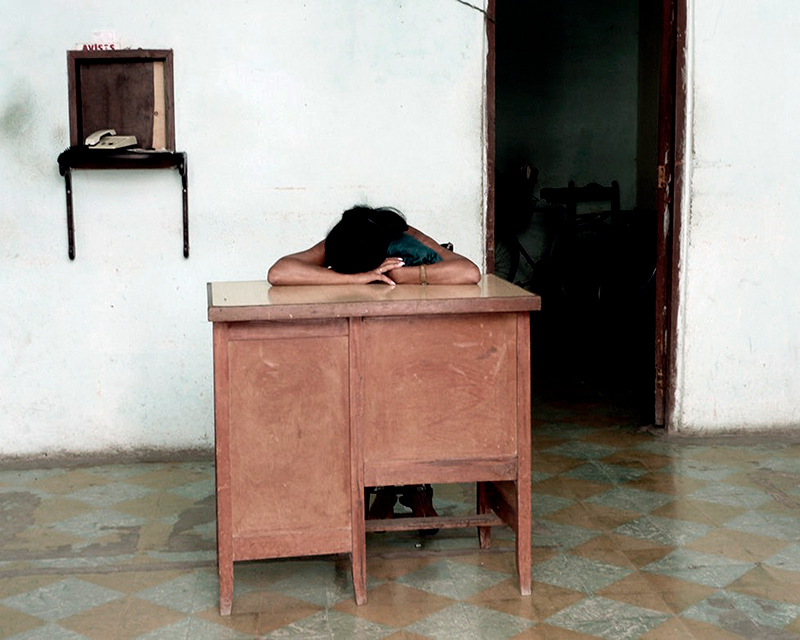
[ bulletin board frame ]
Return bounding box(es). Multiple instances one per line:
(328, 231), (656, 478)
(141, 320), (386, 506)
(67, 49), (175, 151)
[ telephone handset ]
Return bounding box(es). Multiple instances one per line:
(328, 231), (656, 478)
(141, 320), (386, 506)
(84, 128), (138, 150)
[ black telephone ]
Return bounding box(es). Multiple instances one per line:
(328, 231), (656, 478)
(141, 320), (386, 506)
(84, 129), (138, 150)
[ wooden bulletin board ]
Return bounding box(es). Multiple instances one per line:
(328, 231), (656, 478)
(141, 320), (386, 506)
(67, 49), (175, 150)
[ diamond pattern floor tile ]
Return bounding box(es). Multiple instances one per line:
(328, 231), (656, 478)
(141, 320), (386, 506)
(57, 595), (184, 640)
(406, 602), (534, 640)
(613, 514), (713, 547)
(765, 543), (800, 573)
(564, 462), (647, 485)
(544, 596), (670, 639)
(585, 487), (675, 514)
(542, 442), (621, 461)
(134, 569), (220, 614)
(396, 559), (511, 600)
(534, 554), (632, 594)
(533, 520), (602, 550)
(682, 589), (800, 638)
(642, 549), (754, 588)
(1, 577), (123, 622)
(4, 622), (92, 639)
(260, 610), (393, 639)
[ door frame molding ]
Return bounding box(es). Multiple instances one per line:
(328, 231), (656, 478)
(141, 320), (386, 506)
(662, 0), (688, 430)
(484, 0), (497, 275)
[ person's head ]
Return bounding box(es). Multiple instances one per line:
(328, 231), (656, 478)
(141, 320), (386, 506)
(324, 206), (408, 273)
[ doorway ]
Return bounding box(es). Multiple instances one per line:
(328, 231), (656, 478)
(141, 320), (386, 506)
(489, 0), (678, 425)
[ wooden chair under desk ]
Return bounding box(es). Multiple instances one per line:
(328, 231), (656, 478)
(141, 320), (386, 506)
(207, 276), (541, 615)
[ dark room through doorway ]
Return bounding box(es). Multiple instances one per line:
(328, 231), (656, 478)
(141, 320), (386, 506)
(492, 0), (670, 425)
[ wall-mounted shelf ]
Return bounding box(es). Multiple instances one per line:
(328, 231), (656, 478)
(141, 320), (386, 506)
(57, 147), (188, 260)
(59, 48), (188, 259)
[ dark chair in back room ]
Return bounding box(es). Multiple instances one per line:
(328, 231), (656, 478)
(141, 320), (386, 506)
(540, 180), (620, 221)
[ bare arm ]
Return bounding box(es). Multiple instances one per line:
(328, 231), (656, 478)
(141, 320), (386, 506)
(386, 227), (481, 285)
(267, 241), (404, 285)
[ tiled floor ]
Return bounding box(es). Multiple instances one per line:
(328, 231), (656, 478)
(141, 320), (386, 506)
(3, 385), (800, 639)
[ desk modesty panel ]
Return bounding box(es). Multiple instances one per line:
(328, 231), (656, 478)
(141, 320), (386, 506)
(208, 275), (540, 614)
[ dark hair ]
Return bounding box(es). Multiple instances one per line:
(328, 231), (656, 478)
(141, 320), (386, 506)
(324, 206), (408, 273)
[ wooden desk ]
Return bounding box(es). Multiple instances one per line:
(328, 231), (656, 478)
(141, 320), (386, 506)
(208, 275), (541, 615)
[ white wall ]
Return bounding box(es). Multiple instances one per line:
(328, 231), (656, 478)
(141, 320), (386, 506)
(673, 0), (800, 432)
(0, 0), (489, 458)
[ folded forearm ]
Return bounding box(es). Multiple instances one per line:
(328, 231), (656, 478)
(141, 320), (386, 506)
(389, 259), (480, 285)
(268, 259), (355, 285)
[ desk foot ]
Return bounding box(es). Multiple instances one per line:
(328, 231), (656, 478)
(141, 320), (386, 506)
(516, 489), (532, 597)
(218, 557), (234, 616)
(353, 549), (367, 605)
(480, 480), (531, 595)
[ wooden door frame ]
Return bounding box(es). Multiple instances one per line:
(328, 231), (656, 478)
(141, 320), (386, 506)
(483, 0), (687, 429)
(484, 0), (497, 275)
(655, 0), (687, 429)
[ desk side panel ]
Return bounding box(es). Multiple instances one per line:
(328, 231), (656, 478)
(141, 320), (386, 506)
(224, 322), (351, 543)
(361, 313), (517, 479)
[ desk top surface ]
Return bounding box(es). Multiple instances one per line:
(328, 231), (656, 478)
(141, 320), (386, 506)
(208, 275), (540, 322)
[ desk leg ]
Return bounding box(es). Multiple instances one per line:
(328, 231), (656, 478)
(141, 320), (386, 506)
(476, 482), (492, 550)
(349, 318), (367, 605)
(516, 311), (532, 596)
(214, 323), (235, 615)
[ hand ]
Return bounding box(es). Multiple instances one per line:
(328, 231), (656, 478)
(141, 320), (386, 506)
(358, 257), (405, 285)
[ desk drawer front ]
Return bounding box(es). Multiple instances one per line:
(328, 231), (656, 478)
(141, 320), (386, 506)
(360, 313), (518, 465)
(223, 333), (351, 534)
